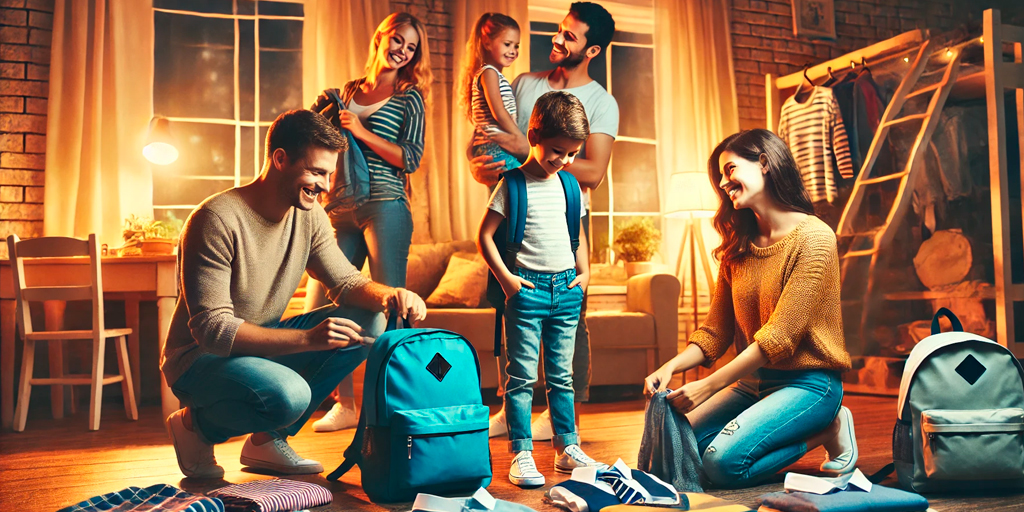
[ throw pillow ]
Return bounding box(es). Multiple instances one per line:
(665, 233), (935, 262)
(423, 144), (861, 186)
(426, 253), (489, 308)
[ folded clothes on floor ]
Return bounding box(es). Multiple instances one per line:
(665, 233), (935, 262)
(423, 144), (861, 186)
(596, 459), (681, 506)
(757, 483), (929, 512)
(204, 479), (332, 512)
(412, 488), (538, 512)
(638, 391), (704, 493)
(58, 484), (224, 512)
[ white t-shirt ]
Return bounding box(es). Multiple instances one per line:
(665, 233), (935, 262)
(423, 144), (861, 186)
(347, 95), (391, 123)
(487, 172), (586, 273)
(512, 71), (620, 209)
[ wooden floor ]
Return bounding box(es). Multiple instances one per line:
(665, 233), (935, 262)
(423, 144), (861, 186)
(1, 395), (1022, 511)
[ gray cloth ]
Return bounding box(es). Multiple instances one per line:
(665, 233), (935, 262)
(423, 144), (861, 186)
(758, 484), (929, 512)
(637, 391), (704, 493)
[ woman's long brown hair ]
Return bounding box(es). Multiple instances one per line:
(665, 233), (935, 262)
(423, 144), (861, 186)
(708, 129), (814, 267)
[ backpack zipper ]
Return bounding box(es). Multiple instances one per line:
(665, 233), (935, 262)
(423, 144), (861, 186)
(407, 436), (413, 459)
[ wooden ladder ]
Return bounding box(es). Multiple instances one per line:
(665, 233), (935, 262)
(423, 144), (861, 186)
(836, 38), (963, 350)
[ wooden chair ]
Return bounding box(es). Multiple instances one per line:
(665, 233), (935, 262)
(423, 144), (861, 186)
(7, 234), (138, 431)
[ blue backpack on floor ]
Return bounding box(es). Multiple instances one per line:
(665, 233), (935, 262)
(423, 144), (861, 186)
(485, 168), (582, 356)
(326, 315), (492, 502)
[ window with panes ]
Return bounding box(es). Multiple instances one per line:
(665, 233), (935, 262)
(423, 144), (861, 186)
(152, 0), (303, 223)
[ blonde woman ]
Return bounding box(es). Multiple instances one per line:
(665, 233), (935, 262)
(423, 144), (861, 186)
(308, 12), (433, 432)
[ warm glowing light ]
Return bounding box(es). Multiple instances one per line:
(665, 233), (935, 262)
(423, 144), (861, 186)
(143, 142), (179, 165)
(143, 116), (179, 165)
(946, 49), (953, 57)
(903, 56), (909, 62)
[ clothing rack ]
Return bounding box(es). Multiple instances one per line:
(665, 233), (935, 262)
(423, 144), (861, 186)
(763, 10), (1024, 394)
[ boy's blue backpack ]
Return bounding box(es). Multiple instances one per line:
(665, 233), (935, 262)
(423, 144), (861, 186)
(485, 168), (582, 356)
(326, 315), (492, 502)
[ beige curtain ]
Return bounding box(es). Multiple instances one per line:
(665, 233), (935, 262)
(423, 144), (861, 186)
(654, 0), (739, 298)
(301, 0), (389, 107)
(444, 0), (531, 242)
(44, 0), (154, 248)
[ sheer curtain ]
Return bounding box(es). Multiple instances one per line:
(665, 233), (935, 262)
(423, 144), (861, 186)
(654, 0), (739, 297)
(44, 0), (154, 248)
(445, 0), (530, 241)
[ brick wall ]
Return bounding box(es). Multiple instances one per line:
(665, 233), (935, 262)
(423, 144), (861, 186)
(731, 0), (956, 130)
(0, 0), (51, 259)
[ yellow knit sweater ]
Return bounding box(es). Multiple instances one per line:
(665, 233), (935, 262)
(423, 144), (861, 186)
(690, 216), (852, 371)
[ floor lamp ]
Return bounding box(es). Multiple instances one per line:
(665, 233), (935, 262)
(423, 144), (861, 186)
(665, 172), (719, 330)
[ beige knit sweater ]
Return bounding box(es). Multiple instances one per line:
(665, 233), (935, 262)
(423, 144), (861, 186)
(160, 189), (371, 386)
(689, 216), (852, 371)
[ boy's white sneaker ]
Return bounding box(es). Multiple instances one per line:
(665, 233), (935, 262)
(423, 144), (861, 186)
(240, 436), (323, 475)
(555, 444), (605, 474)
(489, 407), (508, 438)
(509, 450), (546, 487)
(311, 402), (358, 432)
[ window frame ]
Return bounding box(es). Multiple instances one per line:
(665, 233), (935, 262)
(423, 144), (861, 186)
(151, 1), (303, 214)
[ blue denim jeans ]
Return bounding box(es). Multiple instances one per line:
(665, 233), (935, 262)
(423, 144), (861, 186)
(331, 197), (413, 289)
(503, 267), (584, 452)
(327, 197), (411, 399)
(687, 368), (843, 488)
(495, 212), (592, 402)
(170, 305), (385, 445)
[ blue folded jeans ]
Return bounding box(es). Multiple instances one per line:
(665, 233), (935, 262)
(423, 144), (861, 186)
(503, 267), (584, 452)
(170, 305), (385, 445)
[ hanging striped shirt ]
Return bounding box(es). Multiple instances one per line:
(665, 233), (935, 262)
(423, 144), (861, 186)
(343, 80), (426, 202)
(471, 64), (518, 146)
(777, 86), (854, 203)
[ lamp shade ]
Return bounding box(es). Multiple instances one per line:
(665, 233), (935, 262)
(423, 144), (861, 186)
(665, 172), (720, 218)
(143, 116), (179, 165)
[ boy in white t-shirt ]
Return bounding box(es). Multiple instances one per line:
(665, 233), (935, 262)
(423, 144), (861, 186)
(478, 91), (605, 488)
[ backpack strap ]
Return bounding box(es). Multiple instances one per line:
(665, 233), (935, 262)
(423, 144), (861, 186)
(327, 406), (366, 481)
(490, 169), (527, 357)
(931, 307), (963, 334)
(867, 463), (894, 484)
(558, 171), (582, 256)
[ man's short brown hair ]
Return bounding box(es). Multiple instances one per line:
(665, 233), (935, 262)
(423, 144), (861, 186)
(266, 109), (348, 161)
(529, 91), (590, 142)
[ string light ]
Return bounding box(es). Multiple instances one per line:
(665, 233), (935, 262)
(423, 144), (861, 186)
(903, 56), (910, 63)
(980, 36), (984, 44)
(945, 48), (953, 57)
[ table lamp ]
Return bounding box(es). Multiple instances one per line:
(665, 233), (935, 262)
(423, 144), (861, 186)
(143, 116), (179, 165)
(665, 172), (719, 329)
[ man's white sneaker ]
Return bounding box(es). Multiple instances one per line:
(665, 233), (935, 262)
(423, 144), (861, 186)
(165, 409), (224, 479)
(311, 402), (358, 432)
(820, 406), (859, 476)
(555, 444), (605, 474)
(489, 407), (508, 438)
(240, 435), (323, 475)
(509, 451), (545, 487)
(531, 409), (553, 441)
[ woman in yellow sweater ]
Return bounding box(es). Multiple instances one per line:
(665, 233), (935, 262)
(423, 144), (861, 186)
(645, 129), (857, 488)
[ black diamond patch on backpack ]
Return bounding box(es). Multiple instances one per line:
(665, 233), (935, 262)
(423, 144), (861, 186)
(954, 354), (986, 385)
(426, 353), (452, 382)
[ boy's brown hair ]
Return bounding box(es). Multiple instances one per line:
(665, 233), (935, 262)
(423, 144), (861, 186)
(529, 91), (590, 142)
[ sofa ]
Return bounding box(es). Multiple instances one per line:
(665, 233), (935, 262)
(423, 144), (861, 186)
(406, 241), (681, 392)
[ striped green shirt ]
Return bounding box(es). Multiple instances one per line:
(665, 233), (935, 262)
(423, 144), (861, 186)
(346, 81), (426, 201)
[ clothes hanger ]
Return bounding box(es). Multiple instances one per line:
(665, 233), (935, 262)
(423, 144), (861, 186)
(822, 66), (838, 87)
(794, 63), (815, 101)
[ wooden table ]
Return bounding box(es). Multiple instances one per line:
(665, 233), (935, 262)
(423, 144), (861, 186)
(1, 255), (180, 430)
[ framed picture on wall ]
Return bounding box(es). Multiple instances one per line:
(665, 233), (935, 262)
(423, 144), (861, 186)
(792, 0), (836, 40)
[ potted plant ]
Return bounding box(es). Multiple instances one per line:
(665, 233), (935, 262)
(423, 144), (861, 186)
(122, 214), (182, 255)
(614, 217), (661, 277)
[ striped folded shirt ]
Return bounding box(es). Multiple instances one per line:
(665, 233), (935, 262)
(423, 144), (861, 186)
(206, 479), (332, 512)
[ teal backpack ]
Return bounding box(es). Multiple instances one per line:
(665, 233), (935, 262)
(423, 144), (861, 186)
(485, 168), (582, 356)
(326, 315), (492, 502)
(870, 308), (1024, 493)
